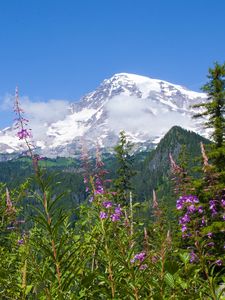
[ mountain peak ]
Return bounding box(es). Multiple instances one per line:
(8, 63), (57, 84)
(108, 72), (153, 82)
(0, 72), (208, 158)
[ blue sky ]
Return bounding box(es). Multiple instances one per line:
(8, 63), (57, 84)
(0, 0), (225, 128)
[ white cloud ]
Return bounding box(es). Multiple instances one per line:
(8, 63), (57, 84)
(0, 93), (14, 111)
(0, 93), (70, 139)
(21, 98), (69, 123)
(106, 95), (193, 136)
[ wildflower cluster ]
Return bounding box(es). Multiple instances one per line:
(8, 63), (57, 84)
(176, 192), (225, 268)
(100, 201), (122, 222)
(176, 195), (204, 237)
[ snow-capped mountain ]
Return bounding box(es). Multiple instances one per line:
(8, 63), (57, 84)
(0, 73), (207, 157)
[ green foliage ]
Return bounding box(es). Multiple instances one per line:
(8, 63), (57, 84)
(113, 131), (137, 205)
(0, 182), (30, 299)
(193, 62), (225, 171)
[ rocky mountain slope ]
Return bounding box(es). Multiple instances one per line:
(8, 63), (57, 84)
(0, 73), (207, 157)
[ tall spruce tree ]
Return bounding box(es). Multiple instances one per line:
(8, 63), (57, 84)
(113, 131), (136, 205)
(193, 62), (225, 171)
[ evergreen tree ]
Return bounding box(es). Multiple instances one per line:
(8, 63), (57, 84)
(193, 62), (225, 171)
(113, 131), (136, 205)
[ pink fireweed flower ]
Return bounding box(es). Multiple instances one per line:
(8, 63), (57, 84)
(14, 88), (31, 140)
(17, 128), (31, 140)
(14, 87), (38, 172)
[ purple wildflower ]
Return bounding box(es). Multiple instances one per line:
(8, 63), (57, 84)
(187, 204), (196, 213)
(102, 201), (113, 208)
(181, 225), (187, 232)
(110, 205), (122, 222)
(176, 198), (185, 210)
(176, 195), (199, 210)
(221, 199), (225, 207)
(215, 259), (222, 266)
(209, 200), (217, 216)
(179, 214), (190, 225)
(111, 213), (121, 222)
(207, 242), (215, 247)
(99, 211), (108, 219)
(17, 239), (24, 245)
(206, 232), (213, 239)
(198, 206), (203, 214)
(134, 252), (146, 262)
(201, 216), (206, 225)
(94, 186), (104, 195)
(114, 206), (122, 215)
(131, 252), (146, 264)
(189, 251), (198, 263)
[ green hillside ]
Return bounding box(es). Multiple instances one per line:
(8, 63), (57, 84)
(134, 126), (211, 204)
